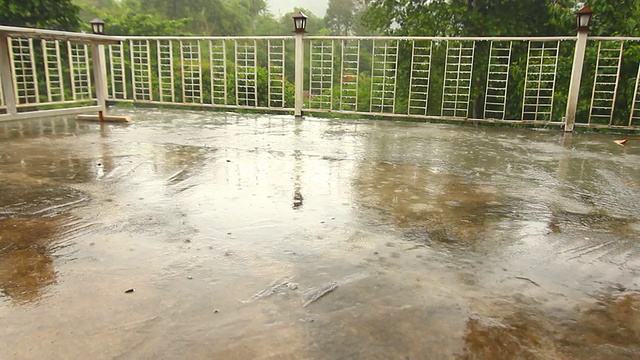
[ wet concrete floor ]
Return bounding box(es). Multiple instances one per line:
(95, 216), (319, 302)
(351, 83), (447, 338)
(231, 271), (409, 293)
(1, 108), (639, 359)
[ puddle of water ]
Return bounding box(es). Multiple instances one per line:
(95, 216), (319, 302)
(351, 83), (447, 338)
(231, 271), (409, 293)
(0, 109), (639, 359)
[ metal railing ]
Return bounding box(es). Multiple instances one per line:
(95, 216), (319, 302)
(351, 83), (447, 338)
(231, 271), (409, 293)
(0, 26), (114, 121)
(1, 25), (640, 131)
(103, 36), (295, 111)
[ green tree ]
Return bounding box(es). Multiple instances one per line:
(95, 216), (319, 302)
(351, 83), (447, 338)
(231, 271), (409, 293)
(325, 0), (361, 35)
(252, 13), (281, 35)
(141, 0), (247, 35)
(0, 0), (81, 30)
(97, 10), (189, 36)
(233, 0), (268, 31)
(586, 0), (640, 36)
(362, 0), (569, 36)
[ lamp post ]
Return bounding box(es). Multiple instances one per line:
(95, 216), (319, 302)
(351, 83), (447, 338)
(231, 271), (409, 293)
(292, 12), (307, 118)
(575, 6), (594, 31)
(90, 18), (105, 35)
(292, 12), (307, 34)
(89, 18), (107, 120)
(564, 6), (594, 132)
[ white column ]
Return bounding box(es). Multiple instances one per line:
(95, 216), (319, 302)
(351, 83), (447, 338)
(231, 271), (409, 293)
(294, 32), (304, 118)
(91, 41), (108, 114)
(0, 35), (17, 115)
(564, 29), (589, 132)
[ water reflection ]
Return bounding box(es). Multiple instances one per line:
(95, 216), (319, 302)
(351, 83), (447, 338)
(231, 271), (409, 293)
(354, 161), (501, 247)
(0, 117), (82, 139)
(460, 288), (640, 359)
(292, 150), (304, 209)
(0, 216), (62, 304)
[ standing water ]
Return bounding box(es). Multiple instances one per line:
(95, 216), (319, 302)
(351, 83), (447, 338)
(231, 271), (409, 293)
(1, 109), (639, 359)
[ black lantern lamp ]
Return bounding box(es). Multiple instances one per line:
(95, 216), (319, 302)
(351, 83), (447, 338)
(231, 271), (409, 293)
(292, 12), (308, 33)
(90, 18), (105, 35)
(575, 6), (594, 31)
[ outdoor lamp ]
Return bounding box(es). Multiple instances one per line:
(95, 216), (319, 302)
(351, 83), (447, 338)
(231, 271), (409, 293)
(90, 18), (105, 35)
(575, 6), (593, 31)
(292, 12), (307, 33)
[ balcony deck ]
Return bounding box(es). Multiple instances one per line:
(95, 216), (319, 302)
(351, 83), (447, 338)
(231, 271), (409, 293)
(1, 109), (639, 359)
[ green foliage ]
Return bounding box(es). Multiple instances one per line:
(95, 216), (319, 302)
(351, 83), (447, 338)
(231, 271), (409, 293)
(97, 10), (189, 36)
(587, 0), (640, 36)
(0, 0), (81, 30)
(325, 0), (361, 35)
(362, 0), (572, 36)
(129, 0), (246, 35)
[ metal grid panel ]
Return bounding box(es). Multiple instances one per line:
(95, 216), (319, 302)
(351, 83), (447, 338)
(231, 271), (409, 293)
(441, 40), (474, 118)
(339, 39), (359, 111)
(157, 40), (174, 102)
(130, 39), (153, 101)
(42, 40), (65, 102)
(67, 42), (92, 101)
(180, 40), (202, 103)
(108, 43), (127, 100)
(0, 71), (3, 108)
(10, 38), (39, 104)
(588, 41), (623, 125)
(309, 40), (334, 110)
(484, 41), (512, 120)
(629, 63), (640, 126)
(268, 39), (285, 108)
(522, 41), (559, 121)
(235, 40), (257, 107)
(209, 40), (227, 105)
(408, 40), (432, 116)
(370, 40), (398, 114)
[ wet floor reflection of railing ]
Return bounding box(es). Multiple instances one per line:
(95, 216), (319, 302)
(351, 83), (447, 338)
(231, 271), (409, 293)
(0, 117), (82, 139)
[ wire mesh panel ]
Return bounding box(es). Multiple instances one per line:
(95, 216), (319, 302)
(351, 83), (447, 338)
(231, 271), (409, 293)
(108, 43), (127, 100)
(339, 39), (359, 111)
(130, 39), (153, 101)
(235, 40), (257, 107)
(68, 42), (92, 101)
(209, 40), (227, 105)
(522, 41), (559, 121)
(588, 40), (623, 125)
(484, 41), (512, 120)
(10, 38), (39, 105)
(442, 40), (474, 118)
(42, 40), (65, 102)
(408, 40), (432, 116)
(157, 40), (174, 102)
(180, 40), (202, 103)
(268, 39), (285, 108)
(309, 40), (334, 110)
(370, 40), (398, 114)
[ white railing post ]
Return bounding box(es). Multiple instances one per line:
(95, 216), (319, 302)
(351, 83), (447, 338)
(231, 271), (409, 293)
(294, 31), (305, 118)
(90, 41), (108, 117)
(564, 29), (589, 132)
(0, 34), (17, 115)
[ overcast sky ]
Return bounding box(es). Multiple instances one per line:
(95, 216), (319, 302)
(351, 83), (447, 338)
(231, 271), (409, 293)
(266, 0), (328, 17)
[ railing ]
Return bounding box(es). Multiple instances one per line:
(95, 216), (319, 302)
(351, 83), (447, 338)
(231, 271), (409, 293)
(104, 36), (295, 111)
(302, 36), (574, 126)
(1, 25), (640, 131)
(0, 26), (116, 121)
